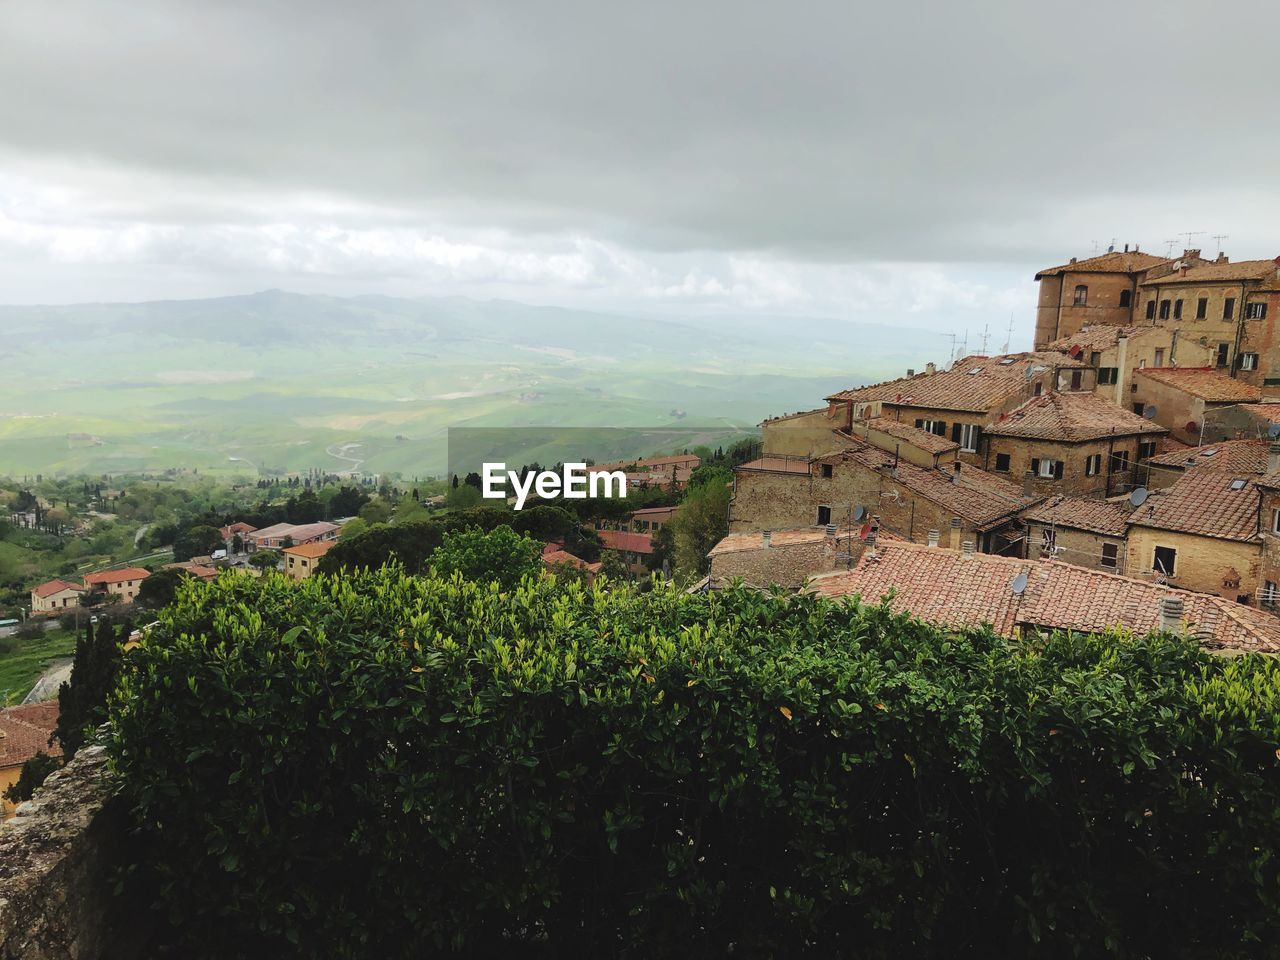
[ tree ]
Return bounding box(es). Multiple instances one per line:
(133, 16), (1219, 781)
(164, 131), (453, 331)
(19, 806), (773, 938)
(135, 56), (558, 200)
(173, 524), (222, 562)
(669, 474), (731, 582)
(597, 549), (629, 581)
(358, 500), (392, 525)
(55, 618), (125, 758)
(430, 525), (542, 590)
(231, 532), (244, 554)
(249, 550), (281, 571)
(339, 517), (368, 540)
(3, 751), (61, 806)
(137, 568), (187, 611)
(328, 485), (369, 519)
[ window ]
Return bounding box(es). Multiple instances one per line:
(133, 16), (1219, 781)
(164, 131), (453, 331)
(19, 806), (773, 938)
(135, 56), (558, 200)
(1153, 348), (1164, 366)
(1073, 285), (1088, 306)
(994, 452), (1011, 472)
(1173, 299), (1183, 320)
(1070, 370), (1083, 390)
(1119, 289), (1132, 308)
(1263, 580), (1279, 608)
(1224, 297), (1236, 320)
(956, 423), (981, 453)
(1229, 478), (1247, 491)
(820, 463), (834, 478)
(1097, 367), (1118, 385)
(1216, 343), (1230, 368)
(1159, 299), (1171, 320)
(1101, 543), (1119, 569)
(816, 505), (831, 526)
(1089, 351), (1101, 366)
(1271, 507), (1280, 535)
(1139, 440), (1156, 460)
(1084, 453), (1102, 476)
(1032, 458), (1062, 479)
(916, 418), (946, 436)
(1239, 353), (1258, 371)
(1110, 449), (1130, 472)
(1246, 302), (1268, 320)
(1034, 382), (1043, 396)
(1196, 297), (1208, 320)
(1132, 401), (1144, 415)
(1146, 300), (1156, 320)
(1153, 546), (1177, 576)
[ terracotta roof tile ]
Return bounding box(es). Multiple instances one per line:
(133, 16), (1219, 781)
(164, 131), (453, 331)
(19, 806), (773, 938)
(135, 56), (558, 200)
(30, 579), (83, 599)
(1232, 402), (1280, 422)
(986, 391), (1167, 442)
(1146, 438), (1269, 475)
(542, 550), (602, 573)
(857, 417), (960, 455)
(82, 567), (150, 585)
(282, 540), (335, 560)
(1135, 367), (1262, 403)
(735, 456), (815, 476)
(1036, 251), (1171, 279)
(0, 702), (61, 771)
(597, 529), (653, 555)
(809, 541), (1280, 654)
(825, 352), (1086, 413)
(1022, 495), (1131, 537)
(1127, 470), (1262, 543)
(1140, 259), (1280, 286)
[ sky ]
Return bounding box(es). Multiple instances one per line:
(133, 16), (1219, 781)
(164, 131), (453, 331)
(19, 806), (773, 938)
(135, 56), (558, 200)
(2, 0), (1278, 342)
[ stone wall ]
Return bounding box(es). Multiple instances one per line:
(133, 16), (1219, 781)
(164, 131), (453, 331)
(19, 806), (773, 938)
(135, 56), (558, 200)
(0, 744), (153, 959)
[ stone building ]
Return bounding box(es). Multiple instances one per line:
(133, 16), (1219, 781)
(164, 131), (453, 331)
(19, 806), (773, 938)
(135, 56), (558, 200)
(1203, 401), (1280, 442)
(1044, 325), (1214, 405)
(1021, 495), (1130, 573)
(282, 540), (335, 581)
(81, 567), (150, 605)
(1033, 248), (1186, 348)
(982, 391), (1166, 499)
(1141, 438), (1269, 490)
(707, 525), (871, 589)
(729, 440), (1037, 555)
(1124, 470), (1263, 603)
(822, 352), (1089, 468)
(1131, 367), (1262, 443)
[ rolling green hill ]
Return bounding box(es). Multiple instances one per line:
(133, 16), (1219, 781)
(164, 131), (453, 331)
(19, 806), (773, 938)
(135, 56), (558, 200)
(0, 292), (927, 477)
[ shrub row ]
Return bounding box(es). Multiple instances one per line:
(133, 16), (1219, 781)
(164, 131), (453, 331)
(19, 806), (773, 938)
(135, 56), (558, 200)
(109, 568), (1280, 958)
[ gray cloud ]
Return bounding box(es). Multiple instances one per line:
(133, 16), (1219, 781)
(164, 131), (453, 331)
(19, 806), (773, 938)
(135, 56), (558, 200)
(0, 0), (1277, 318)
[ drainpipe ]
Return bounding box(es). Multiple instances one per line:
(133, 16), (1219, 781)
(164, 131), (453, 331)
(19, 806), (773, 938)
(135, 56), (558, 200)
(1231, 281), (1248, 380)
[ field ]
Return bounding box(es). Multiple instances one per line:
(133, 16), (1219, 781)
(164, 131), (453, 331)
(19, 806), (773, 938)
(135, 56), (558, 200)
(0, 627), (76, 705)
(0, 292), (927, 478)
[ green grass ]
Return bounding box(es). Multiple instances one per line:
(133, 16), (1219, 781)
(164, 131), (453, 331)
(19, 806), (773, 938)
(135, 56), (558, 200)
(0, 627), (76, 706)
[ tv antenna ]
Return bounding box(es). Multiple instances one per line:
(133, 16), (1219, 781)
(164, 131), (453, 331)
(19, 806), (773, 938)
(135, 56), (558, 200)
(942, 332), (959, 364)
(1163, 239), (1180, 257)
(1003, 312), (1015, 354)
(978, 323), (990, 355)
(1091, 239), (1100, 255)
(1179, 230), (1205, 251)
(1212, 233), (1230, 256)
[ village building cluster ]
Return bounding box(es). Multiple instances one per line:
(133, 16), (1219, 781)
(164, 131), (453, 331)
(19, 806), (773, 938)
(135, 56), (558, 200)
(707, 246), (1280, 654)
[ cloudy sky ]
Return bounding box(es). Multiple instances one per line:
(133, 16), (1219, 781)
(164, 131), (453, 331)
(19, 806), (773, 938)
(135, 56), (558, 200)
(2, 0), (1278, 339)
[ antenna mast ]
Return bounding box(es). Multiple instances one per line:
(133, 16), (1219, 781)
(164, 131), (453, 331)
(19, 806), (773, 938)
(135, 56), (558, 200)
(1003, 312), (1016, 353)
(1212, 233), (1230, 256)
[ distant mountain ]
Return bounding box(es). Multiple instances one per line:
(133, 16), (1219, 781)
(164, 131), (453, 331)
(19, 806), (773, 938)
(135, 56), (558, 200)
(0, 291), (932, 477)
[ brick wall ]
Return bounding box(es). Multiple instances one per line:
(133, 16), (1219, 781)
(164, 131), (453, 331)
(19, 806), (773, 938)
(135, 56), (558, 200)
(1025, 521), (1126, 574)
(710, 535), (849, 588)
(983, 435), (1143, 498)
(1125, 526), (1262, 601)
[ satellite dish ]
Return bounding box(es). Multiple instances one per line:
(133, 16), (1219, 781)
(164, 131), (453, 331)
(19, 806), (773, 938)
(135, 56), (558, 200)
(1011, 572), (1029, 595)
(853, 505), (866, 522)
(1130, 487), (1149, 508)
(1268, 423), (1280, 440)
(1143, 405), (1158, 419)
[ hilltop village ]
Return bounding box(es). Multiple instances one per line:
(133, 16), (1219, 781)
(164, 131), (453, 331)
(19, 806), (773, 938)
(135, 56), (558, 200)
(709, 246), (1280, 654)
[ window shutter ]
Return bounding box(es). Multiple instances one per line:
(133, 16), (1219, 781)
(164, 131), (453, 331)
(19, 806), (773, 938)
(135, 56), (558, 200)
(951, 423), (962, 442)
(1030, 458), (1040, 475)
(972, 426), (981, 448)
(1053, 461), (1064, 479)
(915, 419), (923, 429)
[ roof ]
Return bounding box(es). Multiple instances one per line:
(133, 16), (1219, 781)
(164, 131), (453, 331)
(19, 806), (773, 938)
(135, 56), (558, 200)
(1036, 250), (1170, 279)
(629, 505), (678, 518)
(0, 702), (61, 771)
(826, 352), (1086, 413)
(816, 442), (1038, 531)
(735, 456), (814, 476)
(591, 454), (701, 472)
(82, 567), (151, 585)
(1127, 470), (1263, 543)
(596, 529), (654, 555)
(809, 541), (1280, 654)
(1146, 439), (1269, 475)
(218, 521), (256, 537)
(282, 540), (336, 560)
(709, 527), (834, 556)
(163, 561), (220, 580)
(251, 521), (338, 542)
(857, 417), (960, 455)
(986, 391), (1167, 442)
(541, 549), (602, 573)
(1135, 367), (1262, 403)
(31, 579), (83, 599)
(1046, 325), (1163, 354)
(1022, 495), (1131, 537)
(1231, 402), (1280, 422)
(1139, 259), (1280, 287)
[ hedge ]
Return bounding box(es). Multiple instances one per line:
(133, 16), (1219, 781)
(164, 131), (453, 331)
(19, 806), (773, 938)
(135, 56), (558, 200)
(108, 567), (1280, 958)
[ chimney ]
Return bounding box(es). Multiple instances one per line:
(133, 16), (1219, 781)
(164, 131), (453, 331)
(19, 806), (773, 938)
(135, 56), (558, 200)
(1159, 596), (1184, 634)
(951, 461), (962, 484)
(762, 530), (771, 549)
(906, 368), (915, 378)
(1070, 257), (1078, 264)
(927, 529), (940, 547)
(1023, 470), (1035, 497)
(1217, 252), (1229, 265)
(1179, 263), (1189, 277)
(948, 517), (963, 551)
(925, 361), (937, 375)
(1124, 243), (1129, 253)
(961, 541), (975, 559)
(1269, 440), (1280, 474)
(824, 523), (837, 537)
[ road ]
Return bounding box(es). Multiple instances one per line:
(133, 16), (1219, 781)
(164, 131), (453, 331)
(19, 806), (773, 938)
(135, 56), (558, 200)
(0, 618), (60, 640)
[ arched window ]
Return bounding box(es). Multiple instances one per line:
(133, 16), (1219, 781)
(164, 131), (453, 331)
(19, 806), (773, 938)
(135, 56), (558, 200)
(1073, 285), (1088, 306)
(1119, 289), (1132, 308)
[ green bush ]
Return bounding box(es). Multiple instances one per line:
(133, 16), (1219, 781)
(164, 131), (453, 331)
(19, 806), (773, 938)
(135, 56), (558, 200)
(109, 568), (1280, 958)
(429, 525), (542, 590)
